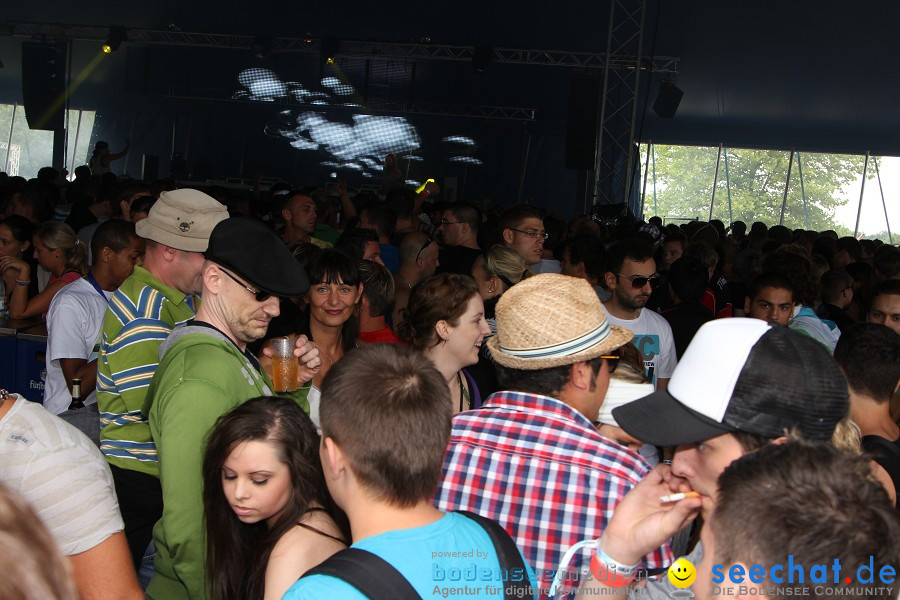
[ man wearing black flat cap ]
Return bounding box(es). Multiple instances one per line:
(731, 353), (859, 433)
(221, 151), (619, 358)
(142, 217), (320, 600)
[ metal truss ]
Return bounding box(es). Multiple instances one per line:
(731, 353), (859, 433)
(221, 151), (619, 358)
(174, 87), (536, 121)
(593, 0), (647, 210)
(7, 22), (678, 72)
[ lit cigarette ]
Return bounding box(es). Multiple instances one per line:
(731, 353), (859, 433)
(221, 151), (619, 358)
(660, 491), (701, 503)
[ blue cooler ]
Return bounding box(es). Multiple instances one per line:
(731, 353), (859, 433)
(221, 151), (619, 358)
(0, 321), (16, 392)
(16, 327), (48, 403)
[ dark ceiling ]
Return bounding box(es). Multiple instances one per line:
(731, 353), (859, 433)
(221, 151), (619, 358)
(7, 0), (900, 156)
(5, 0), (900, 155)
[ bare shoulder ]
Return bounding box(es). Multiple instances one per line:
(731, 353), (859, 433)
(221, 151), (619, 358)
(270, 511), (346, 564)
(264, 514), (346, 600)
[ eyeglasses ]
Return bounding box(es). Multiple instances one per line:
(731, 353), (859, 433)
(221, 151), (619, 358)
(511, 228), (549, 240)
(440, 219), (462, 226)
(616, 273), (662, 289)
(219, 267), (272, 302)
(599, 355), (620, 373)
(415, 236), (435, 262)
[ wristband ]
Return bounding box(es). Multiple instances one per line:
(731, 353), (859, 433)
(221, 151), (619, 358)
(15, 279), (30, 286)
(590, 553), (636, 588)
(594, 538), (640, 574)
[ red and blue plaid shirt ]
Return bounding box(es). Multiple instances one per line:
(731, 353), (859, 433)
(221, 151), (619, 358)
(434, 391), (673, 597)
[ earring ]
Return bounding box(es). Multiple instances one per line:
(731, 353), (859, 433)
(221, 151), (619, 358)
(487, 284), (495, 294)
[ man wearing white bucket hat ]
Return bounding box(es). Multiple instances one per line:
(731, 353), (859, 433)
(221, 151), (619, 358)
(434, 274), (673, 597)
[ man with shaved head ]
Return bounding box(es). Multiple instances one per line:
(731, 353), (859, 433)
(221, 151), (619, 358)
(392, 231), (439, 328)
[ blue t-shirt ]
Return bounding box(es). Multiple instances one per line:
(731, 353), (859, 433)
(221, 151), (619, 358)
(380, 243), (400, 274)
(283, 512), (538, 599)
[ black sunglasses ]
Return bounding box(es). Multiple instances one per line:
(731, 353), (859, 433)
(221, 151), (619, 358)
(220, 267), (272, 302)
(600, 354), (620, 373)
(416, 237), (435, 262)
(616, 273), (662, 290)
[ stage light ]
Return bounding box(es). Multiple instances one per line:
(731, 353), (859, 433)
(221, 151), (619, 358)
(320, 37), (340, 64)
(102, 27), (126, 53)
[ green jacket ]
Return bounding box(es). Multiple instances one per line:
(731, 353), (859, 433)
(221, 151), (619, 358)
(143, 324), (309, 600)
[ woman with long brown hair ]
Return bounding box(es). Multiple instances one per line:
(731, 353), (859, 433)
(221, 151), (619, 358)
(203, 397), (348, 600)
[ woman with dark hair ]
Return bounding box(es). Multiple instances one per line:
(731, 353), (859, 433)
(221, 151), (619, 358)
(0, 215), (38, 304)
(397, 273), (491, 413)
(203, 396), (348, 600)
(294, 250), (362, 429)
(0, 221), (88, 319)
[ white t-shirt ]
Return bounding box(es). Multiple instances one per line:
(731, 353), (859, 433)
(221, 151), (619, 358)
(0, 395), (123, 555)
(307, 384), (322, 433)
(44, 277), (112, 414)
(604, 307), (677, 387)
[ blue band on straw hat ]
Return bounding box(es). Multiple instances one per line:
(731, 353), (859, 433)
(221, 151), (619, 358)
(500, 319), (610, 359)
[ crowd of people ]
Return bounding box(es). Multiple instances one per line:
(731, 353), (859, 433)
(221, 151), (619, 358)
(0, 155), (899, 600)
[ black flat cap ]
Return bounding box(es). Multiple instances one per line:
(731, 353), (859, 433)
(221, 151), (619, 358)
(205, 217), (309, 297)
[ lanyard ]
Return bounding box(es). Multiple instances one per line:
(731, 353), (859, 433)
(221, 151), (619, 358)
(86, 273), (109, 302)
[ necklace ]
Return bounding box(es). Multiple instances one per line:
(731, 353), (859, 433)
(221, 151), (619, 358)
(318, 336), (342, 365)
(397, 274), (413, 290)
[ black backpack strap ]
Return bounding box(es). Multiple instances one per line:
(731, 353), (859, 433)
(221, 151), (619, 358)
(457, 511), (534, 600)
(302, 547), (421, 600)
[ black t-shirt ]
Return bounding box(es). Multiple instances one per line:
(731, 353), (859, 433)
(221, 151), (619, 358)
(862, 435), (900, 508)
(437, 246), (483, 276)
(661, 301), (713, 360)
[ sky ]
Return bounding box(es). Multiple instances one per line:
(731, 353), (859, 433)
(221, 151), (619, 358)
(834, 156), (899, 240)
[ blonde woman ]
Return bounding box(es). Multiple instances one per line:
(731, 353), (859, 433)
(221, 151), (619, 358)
(470, 244), (532, 333)
(0, 222), (88, 319)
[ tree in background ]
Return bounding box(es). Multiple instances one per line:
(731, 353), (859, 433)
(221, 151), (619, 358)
(642, 145), (869, 235)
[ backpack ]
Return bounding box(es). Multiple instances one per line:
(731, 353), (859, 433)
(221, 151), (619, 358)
(302, 511), (533, 600)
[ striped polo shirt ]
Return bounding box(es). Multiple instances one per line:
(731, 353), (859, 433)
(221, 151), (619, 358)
(96, 265), (197, 476)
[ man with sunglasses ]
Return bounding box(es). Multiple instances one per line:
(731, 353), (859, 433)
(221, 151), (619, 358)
(603, 239), (677, 390)
(97, 189), (228, 570)
(392, 231), (440, 328)
(435, 274), (673, 598)
(142, 217), (318, 599)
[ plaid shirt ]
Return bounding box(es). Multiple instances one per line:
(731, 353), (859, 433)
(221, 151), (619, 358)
(434, 391), (673, 596)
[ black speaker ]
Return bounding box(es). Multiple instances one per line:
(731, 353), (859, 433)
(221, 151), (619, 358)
(564, 76), (602, 170)
(653, 80), (684, 119)
(142, 154), (159, 181)
(21, 42), (67, 131)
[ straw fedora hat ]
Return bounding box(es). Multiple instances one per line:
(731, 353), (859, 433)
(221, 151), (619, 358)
(486, 273), (634, 370)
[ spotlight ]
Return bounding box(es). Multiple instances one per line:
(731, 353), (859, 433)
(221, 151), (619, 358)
(320, 37), (340, 64)
(102, 26), (127, 54)
(472, 46), (493, 73)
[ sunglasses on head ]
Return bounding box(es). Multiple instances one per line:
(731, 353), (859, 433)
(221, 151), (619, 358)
(617, 273), (662, 290)
(416, 236), (435, 262)
(599, 354), (620, 373)
(220, 267), (273, 302)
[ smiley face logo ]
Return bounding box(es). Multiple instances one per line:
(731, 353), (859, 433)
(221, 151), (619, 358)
(667, 558), (696, 588)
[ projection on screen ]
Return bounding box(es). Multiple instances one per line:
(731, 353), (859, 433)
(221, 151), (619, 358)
(234, 68), (482, 180)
